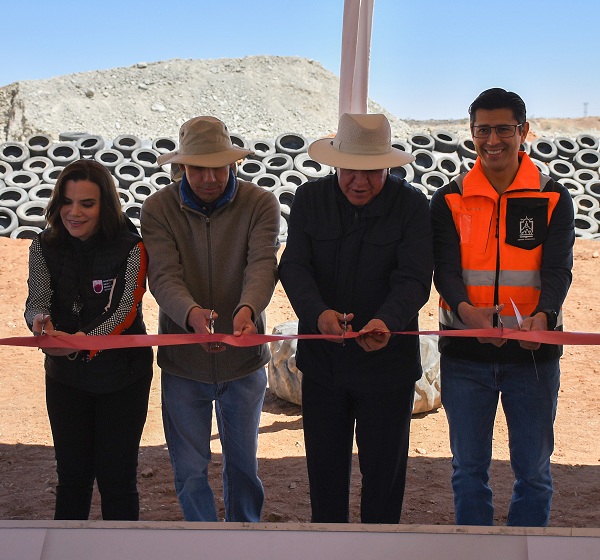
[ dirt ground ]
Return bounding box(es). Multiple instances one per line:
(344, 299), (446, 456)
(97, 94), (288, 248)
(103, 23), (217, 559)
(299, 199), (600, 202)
(0, 236), (599, 526)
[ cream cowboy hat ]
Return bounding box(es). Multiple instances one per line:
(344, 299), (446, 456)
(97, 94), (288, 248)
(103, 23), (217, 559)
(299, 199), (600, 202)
(308, 113), (415, 170)
(157, 116), (253, 168)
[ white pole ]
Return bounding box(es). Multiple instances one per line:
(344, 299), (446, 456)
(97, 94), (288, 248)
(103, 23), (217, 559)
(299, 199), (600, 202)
(339, 0), (374, 117)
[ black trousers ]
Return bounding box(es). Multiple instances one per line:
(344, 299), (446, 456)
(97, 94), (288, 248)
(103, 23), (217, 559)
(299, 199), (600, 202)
(45, 372), (152, 520)
(302, 374), (414, 523)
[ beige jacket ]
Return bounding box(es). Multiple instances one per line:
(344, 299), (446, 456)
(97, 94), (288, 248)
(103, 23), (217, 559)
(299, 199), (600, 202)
(140, 177), (280, 383)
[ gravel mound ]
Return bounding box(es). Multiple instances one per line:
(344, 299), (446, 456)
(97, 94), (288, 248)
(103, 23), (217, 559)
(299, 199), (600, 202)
(0, 56), (413, 143)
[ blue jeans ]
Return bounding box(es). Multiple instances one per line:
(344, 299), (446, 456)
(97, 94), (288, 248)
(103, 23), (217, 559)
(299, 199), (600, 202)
(441, 354), (560, 527)
(161, 368), (267, 522)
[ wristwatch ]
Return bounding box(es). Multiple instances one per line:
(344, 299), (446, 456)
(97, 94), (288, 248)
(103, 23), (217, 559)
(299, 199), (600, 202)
(535, 308), (558, 331)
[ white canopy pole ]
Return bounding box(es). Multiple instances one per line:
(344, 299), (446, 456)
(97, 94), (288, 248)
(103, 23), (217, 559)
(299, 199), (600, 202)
(339, 0), (374, 117)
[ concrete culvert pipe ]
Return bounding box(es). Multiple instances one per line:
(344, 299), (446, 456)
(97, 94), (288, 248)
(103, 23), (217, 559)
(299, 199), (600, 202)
(10, 225), (42, 240)
(132, 148), (160, 176)
(58, 132), (88, 142)
(152, 137), (178, 154)
(42, 166), (65, 185)
(420, 171), (449, 193)
(530, 138), (558, 163)
(576, 133), (600, 151)
(411, 149), (436, 177)
(436, 155), (460, 177)
(574, 194), (599, 214)
(530, 158), (549, 175)
(248, 139), (276, 161)
(584, 180), (600, 199)
(238, 160), (266, 181)
(23, 157), (53, 177)
(275, 133), (308, 156)
(589, 208), (600, 225)
(280, 169), (307, 187)
(115, 162), (145, 188)
(0, 161), (13, 180)
(560, 178), (584, 196)
(293, 153), (330, 178)
(16, 200), (47, 228)
(273, 185), (297, 208)
(26, 134), (52, 157)
(574, 214), (599, 236)
(94, 149), (125, 172)
(129, 181), (156, 202)
(432, 130), (459, 153)
(574, 149), (600, 170)
(391, 140), (412, 153)
(574, 169), (598, 184)
(0, 207), (18, 237)
(47, 142), (80, 166)
(230, 133), (249, 150)
(0, 187), (29, 209)
(554, 137), (579, 160)
(122, 202), (142, 228)
(407, 132), (434, 152)
(28, 184), (54, 202)
(457, 138), (477, 160)
(112, 135), (142, 158)
(461, 158), (476, 173)
(4, 170), (39, 191)
(117, 188), (134, 206)
(252, 173), (281, 190)
(390, 165), (415, 183)
(263, 153), (294, 176)
(76, 135), (105, 156)
(149, 172), (171, 189)
(0, 142), (30, 170)
(548, 159), (575, 181)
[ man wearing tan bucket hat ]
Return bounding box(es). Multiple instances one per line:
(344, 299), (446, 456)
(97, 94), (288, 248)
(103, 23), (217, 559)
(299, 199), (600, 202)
(140, 116), (280, 522)
(279, 113), (434, 523)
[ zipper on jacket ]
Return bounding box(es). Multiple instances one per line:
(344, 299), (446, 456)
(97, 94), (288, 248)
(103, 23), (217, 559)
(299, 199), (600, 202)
(205, 216), (218, 383)
(493, 194), (502, 325)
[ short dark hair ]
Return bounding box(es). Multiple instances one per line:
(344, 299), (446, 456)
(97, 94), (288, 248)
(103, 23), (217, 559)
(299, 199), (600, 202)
(468, 88), (527, 126)
(44, 159), (125, 244)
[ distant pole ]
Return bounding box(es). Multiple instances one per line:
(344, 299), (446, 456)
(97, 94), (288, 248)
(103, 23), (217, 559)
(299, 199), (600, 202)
(583, 102), (588, 117)
(339, 0), (374, 117)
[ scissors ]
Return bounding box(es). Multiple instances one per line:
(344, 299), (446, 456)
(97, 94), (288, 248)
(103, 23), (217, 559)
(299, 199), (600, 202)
(495, 305), (504, 330)
(208, 310), (221, 350)
(342, 312), (348, 346)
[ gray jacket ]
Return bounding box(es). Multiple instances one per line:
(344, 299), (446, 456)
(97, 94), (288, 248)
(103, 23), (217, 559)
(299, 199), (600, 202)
(140, 177), (280, 383)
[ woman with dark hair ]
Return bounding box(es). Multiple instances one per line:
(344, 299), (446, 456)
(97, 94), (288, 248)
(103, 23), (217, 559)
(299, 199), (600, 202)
(24, 159), (153, 520)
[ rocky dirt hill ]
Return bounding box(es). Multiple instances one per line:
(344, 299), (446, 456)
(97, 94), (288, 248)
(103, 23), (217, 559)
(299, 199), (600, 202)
(2, 55), (600, 144)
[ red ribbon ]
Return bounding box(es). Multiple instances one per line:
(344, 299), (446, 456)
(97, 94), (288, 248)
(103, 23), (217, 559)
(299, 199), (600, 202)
(1, 328), (599, 351)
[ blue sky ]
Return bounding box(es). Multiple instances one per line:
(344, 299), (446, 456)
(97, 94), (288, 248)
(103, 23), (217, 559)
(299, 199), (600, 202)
(1, 0), (597, 120)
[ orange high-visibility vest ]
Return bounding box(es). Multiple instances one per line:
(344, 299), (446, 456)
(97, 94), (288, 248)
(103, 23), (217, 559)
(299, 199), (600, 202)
(439, 153), (562, 330)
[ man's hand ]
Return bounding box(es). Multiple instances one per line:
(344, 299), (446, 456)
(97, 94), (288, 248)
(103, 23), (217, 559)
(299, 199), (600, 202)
(233, 306), (257, 336)
(516, 312), (548, 351)
(186, 306), (226, 353)
(356, 319), (391, 352)
(457, 302), (506, 347)
(317, 310), (354, 343)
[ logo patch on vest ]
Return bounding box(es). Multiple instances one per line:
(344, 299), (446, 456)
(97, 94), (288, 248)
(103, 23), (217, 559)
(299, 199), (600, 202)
(92, 279), (115, 294)
(505, 198), (549, 250)
(519, 216), (534, 240)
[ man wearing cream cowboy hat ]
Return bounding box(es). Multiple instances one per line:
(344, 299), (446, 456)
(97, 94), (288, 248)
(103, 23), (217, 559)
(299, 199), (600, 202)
(279, 113), (433, 523)
(140, 116), (280, 522)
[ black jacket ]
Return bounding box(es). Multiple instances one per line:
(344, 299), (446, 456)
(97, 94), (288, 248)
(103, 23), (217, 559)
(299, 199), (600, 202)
(26, 221), (153, 394)
(279, 173), (433, 392)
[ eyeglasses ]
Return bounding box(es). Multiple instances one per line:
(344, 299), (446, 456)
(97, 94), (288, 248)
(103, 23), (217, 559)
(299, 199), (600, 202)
(471, 124), (523, 138)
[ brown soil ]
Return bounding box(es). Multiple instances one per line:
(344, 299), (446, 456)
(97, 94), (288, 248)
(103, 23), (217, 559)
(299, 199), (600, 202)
(0, 237), (599, 526)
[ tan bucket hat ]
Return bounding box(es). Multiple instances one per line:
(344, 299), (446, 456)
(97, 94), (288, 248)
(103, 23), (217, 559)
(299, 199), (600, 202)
(308, 113), (415, 170)
(157, 116), (253, 168)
